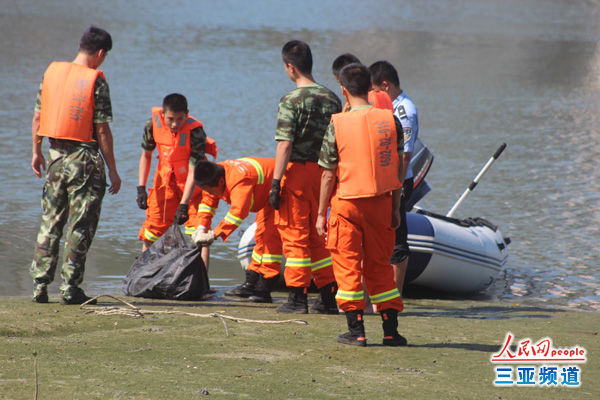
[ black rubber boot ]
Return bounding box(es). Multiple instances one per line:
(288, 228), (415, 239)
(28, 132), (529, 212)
(337, 310), (366, 346)
(32, 283), (48, 304)
(380, 308), (407, 346)
(248, 275), (277, 303)
(310, 282), (339, 314)
(224, 269), (259, 298)
(60, 287), (96, 305)
(276, 287), (308, 314)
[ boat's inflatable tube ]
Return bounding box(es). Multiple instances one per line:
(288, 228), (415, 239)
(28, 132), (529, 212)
(405, 210), (509, 293)
(237, 210), (509, 294)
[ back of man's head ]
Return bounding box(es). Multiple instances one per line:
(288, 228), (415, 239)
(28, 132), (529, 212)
(282, 40), (312, 75)
(79, 26), (112, 54)
(162, 93), (188, 114)
(369, 60), (400, 88)
(194, 160), (224, 187)
(339, 63), (371, 97)
(332, 53), (361, 80)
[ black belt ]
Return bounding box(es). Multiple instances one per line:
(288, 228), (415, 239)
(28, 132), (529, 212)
(49, 138), (98, 151)
(290, 159), (318, 165)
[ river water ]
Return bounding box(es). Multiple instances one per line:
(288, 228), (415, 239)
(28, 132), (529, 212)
(1, 0), (598, 311)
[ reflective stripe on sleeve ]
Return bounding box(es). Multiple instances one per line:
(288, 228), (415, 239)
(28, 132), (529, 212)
(239, 157), (265, 184)
(224, 212), (243, 226)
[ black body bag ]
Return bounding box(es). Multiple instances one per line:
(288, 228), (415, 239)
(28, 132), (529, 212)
(122, 224), (210, 300)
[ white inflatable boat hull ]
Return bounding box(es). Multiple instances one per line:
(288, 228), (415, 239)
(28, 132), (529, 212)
(237, 211), (509, 294)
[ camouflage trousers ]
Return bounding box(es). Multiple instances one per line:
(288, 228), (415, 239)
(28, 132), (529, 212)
(30, 145), (106, 293)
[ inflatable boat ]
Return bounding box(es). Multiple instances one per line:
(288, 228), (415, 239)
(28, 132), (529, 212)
(237, 141), (510, 294)
(237, 208), (509, 294)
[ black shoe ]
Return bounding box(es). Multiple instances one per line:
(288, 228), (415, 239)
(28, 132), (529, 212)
(309, 296), (339, 314)
(339, 310), (366, 345)
(32, 286), (48, 304)
(276, 287), (308, 314)
(380, 308), (406, 345)
(224, 282), (256, 298)
(310, 282), (339, 314)
(60, 288), (97, 305)
(224, 270), (259, 297)
(383, 333), (407, 346)
(248, 274), (277, 303)
(337, 331), (367, 346)
(248, 292), (273, 303)
(309, 296), (325, 312)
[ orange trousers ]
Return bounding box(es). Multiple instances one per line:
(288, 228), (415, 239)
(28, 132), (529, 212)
(326, 193), (403, 312)
(138, 172), (205, 243)
(275, 162), (336, 288)
(248, 205), (283, 279)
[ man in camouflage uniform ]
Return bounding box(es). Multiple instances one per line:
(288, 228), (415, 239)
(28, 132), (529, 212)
(30, 26), (121, 304)
(268, 40), (342, 313)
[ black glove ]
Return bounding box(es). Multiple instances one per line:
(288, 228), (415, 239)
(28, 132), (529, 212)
(175, 204), (189, 225)
(136, 185), (148, 210)
(269, 179), (281, 210)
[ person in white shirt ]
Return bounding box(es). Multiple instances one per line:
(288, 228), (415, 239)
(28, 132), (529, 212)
(369, 60), (419, 295)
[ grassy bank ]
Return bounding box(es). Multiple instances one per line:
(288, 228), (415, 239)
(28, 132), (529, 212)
(0, 295), (598, 399)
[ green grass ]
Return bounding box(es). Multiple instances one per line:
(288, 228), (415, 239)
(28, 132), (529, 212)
(0, 296), (598, 399)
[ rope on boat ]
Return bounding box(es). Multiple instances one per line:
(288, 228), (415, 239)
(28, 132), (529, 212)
(79, 295), (308, 336)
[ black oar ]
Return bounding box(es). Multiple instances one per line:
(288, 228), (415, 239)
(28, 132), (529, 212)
(446, 143), (507, 217)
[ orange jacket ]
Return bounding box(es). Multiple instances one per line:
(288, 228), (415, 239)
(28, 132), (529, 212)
(342, 90), (394, 113)
(332, 107), (402, 199)
(151, 107), (217, 190)
(38, 62), (104, 142)
(198, 157), (275, 241)
(369, 90), (394, 111)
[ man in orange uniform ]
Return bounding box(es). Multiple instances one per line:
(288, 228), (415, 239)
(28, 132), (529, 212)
(331, 53), (394, 314)
(30, 26), (121, 304)
(136, 93), (218, 268)
(317, 63), (407, 346)
(268, 40), (342, 314)
(192, 158), (282, 303)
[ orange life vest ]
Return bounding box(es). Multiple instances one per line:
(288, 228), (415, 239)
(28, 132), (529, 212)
(342, 90), (394, 113)
(38, 62), (104, 142)
(369, 90), (394, 111)
(332, 107), (402, 199)
(151, 107), (218, 189)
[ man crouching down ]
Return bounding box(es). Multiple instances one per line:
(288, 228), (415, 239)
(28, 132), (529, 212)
(191, 158), (283, 303)
(316, 63), (407, 347)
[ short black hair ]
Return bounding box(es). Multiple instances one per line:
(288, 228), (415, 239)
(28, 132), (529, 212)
(332, 53), (361, 80)
(282, 40), (312, 75)
(194, 160), (225, 187)
(79, 26), (112, 54)
(369, 60), (400, 87)
(339, 63), (371, 96)
(162, 93), (188, 114)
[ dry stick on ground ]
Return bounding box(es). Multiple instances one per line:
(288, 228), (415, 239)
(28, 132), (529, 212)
(80, 295), (308, 336)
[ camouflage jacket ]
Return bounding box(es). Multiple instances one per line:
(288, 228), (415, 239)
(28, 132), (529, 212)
(275, 83), (341, 163)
